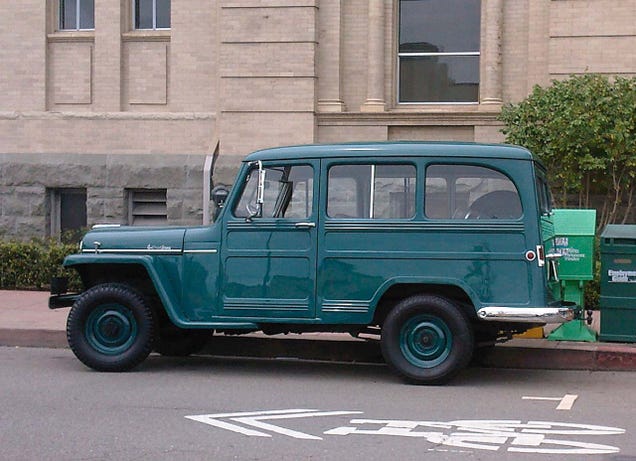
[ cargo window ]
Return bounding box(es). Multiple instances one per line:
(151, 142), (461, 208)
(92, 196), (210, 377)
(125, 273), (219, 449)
(327, 164), (416, 219)
(425, 165), (521, 219)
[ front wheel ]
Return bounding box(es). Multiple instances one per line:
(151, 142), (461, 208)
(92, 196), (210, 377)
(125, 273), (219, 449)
(381, 295), (473, 385)
(67, 283), (155, 372)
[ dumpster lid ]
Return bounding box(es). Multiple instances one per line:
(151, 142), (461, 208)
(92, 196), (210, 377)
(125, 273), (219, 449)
(552, 209), (596, 236)
(601, 224), (636, 241)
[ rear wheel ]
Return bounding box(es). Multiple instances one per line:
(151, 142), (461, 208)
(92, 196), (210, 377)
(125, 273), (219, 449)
(381, 295), (473, 384)
(67, 283), (155, 372)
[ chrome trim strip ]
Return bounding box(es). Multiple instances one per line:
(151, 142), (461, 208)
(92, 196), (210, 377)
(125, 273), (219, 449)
(81, 248), (182, 254)
(92, 224), (122, 229)
(183, 249), (218, 254)
(477, 306), (575, 324)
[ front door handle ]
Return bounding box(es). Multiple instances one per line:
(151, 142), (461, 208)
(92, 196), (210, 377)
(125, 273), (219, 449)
(295, 222), (316, 229)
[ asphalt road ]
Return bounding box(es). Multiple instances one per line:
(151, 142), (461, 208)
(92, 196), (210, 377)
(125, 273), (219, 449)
(1, 346), (635, 461)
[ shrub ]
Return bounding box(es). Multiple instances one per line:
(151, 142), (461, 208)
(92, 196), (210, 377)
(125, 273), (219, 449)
(0, 238), (81, 291)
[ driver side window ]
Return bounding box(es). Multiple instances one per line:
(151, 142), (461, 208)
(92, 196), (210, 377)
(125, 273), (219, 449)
(233, 164), (313, 219)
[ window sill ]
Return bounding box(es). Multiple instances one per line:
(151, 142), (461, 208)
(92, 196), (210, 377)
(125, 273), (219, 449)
(47, 31), (95, 43)
(122, 30), (171, 42)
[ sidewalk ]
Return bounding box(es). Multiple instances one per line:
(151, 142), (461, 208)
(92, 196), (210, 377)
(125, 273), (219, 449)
(2, 289), (636, 372)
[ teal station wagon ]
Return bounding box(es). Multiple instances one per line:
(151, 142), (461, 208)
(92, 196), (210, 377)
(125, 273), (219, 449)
(50, 142), (575, 384)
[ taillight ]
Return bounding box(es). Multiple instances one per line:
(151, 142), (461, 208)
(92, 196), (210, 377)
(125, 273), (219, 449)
(536, 245), (545, 267)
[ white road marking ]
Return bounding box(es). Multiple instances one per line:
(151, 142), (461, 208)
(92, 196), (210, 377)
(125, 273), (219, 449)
(186, 409), (625, 454)
(522, 394), (578, 410)
(185, 409), (362, 440)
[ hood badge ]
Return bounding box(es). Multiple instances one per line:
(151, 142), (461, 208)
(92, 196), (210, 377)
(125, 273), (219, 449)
(147, 244), (172, 251)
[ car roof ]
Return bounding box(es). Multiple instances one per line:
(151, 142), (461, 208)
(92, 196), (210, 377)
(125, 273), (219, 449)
(243, 142), (535, 162)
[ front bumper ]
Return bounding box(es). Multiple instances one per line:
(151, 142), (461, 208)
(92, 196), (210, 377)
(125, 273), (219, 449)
(49, 293), (79, 309)
(477, 304), (576, 324)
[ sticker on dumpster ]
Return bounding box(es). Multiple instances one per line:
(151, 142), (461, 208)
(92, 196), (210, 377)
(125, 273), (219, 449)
(608, 270), (636, 283)
(554, 238), (586, 263)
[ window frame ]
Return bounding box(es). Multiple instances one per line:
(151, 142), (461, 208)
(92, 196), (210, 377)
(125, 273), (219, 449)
(326, 162), (417, 220)
(133, 0), (171, 31)
(396, 0), (481, 105)
(232, 163), (315, 221)
(424, 163), (523, 221)
(58, 0), (95, 31)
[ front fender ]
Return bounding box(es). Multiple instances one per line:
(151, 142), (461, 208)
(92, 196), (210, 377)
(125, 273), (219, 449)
(64, 254), (256, 330)
(64, 253), (185, 327)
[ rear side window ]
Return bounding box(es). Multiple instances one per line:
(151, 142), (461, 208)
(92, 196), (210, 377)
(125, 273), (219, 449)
(425, 165), (522, 219)
(328, 164), (416, 219)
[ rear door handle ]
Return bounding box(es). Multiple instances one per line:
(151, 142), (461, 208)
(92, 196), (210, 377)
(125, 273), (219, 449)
(295, 222), (316, 229)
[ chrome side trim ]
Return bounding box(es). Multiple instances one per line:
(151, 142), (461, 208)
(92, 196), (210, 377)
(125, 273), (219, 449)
(183, 249), (218, 254)
(92, 224), (122, 229)
(81, 248), (182, 254)
(477, 306), (575, 324)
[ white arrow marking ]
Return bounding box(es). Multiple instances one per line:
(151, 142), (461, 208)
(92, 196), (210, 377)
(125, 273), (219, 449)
(522, 394), (578, 410)
(186, 409), (362, 439)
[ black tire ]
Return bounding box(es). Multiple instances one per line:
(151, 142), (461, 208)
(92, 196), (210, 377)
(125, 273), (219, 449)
(155, 329), (210, 357)
(380, 295), (473, 385)
(67, 283), (155, 372)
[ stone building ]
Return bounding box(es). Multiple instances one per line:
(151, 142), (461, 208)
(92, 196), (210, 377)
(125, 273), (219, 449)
(1, 0), (634, 238)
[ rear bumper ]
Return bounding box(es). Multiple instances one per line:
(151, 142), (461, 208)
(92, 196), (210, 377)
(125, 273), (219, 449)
(477, 304), (576, 324)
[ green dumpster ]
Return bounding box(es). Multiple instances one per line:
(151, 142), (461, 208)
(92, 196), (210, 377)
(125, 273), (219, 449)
(551, 209), (597, 306)
(599, 225), (636, 342)
(547, 209), (597, 342)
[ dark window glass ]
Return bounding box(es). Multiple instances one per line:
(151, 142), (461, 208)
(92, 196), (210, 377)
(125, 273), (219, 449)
(60, 190), (87, 233)
(398, 0), (481, 103)
(399, 55), (479, 103)
(234, 165), (313, 219)
(60, 0), (94, 30)
(327, 164), (416, 219)
(135, 0), (154, 29)
(60, 0), (77, 30)
(399, 0), (481, 53)
(135, 0), (170, 29)
(79, 0), (95, 29)
(156, 0), (171, 29)
(425, 165), (521, 220)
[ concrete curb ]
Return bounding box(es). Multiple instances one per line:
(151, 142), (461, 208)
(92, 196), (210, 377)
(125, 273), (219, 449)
(3, 327), (636, 372)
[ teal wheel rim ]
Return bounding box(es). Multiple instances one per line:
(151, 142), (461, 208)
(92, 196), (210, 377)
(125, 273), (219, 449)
(85, 304), (138, 355)
(399, 315), (452, 368)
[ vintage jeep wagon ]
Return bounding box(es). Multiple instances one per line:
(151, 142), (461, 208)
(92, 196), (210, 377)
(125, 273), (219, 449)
(51, 142), (574, 384)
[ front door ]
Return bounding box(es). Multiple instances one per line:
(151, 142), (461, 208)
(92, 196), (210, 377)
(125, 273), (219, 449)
(220, 160), (318, 319)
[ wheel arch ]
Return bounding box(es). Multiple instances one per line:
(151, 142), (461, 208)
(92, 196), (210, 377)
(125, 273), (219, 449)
(371, 279), (478, 327)
(65, 255), (182, 329)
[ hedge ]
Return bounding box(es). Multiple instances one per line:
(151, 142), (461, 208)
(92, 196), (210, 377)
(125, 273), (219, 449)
(0, 238), (81, 291)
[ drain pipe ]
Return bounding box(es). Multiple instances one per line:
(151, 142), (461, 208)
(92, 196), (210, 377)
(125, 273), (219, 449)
(203, 139), (220, 225)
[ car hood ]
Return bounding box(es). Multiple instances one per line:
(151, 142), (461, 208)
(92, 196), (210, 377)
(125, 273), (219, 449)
(80, 226), (186, 254)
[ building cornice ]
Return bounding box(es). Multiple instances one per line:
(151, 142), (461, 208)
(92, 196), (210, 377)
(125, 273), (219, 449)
(317, 110), (502, 126)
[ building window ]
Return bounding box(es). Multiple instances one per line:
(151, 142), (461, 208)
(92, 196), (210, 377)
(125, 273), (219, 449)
(49, 188), (87, 238)
(398, 0), (481, 104)
(134, 0), (171, 30)
(127, 189), (168, 225)
(59, 0), (95, 30)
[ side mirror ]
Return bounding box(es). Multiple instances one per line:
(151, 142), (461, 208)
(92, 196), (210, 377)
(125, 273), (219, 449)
(211, 185), (230, 221)
(211, 185), (230, 208)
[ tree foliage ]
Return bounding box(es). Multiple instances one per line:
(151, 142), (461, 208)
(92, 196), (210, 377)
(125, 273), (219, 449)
(500, 74), (636, 229)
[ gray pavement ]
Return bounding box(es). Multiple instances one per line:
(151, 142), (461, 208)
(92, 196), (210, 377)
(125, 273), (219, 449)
(2, 289), (636, 372)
